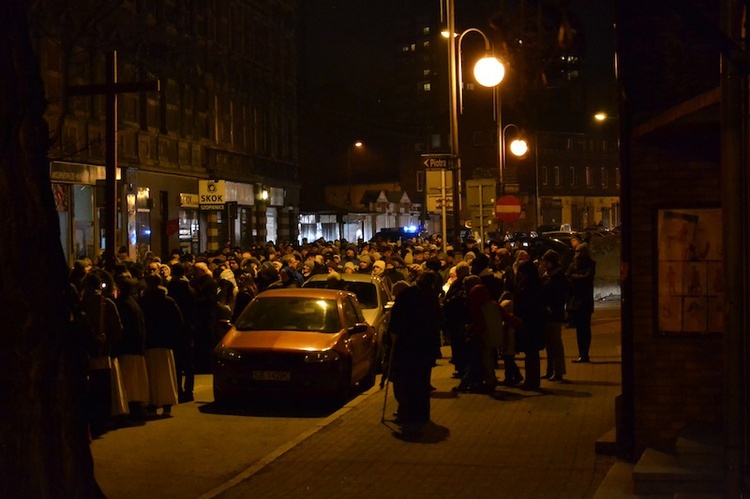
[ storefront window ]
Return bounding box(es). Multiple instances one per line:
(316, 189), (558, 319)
(73, 185), (95, 260)
(135, 187), (151, 261)
(179, 209), (200, 255)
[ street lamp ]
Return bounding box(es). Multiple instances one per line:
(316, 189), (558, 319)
(347, 140), (363, 206)
(445, 0), (505, 247)
(499, 123), (528, 193)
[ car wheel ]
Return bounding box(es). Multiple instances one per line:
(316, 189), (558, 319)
(212, 379), (230, 405)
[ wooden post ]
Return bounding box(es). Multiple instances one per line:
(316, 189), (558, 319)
(67, 50), (159, 269)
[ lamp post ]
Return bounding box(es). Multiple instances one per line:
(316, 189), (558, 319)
(499, 123), (528, 194)
(346, 140), (363, 207)
(445, 0), (505, 247)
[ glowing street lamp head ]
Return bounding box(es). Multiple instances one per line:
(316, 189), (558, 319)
(474, 56), (505, 87)
(509, 139), (529, 157)
(594, 112), (608, 121)
(354, 141), (363, 148)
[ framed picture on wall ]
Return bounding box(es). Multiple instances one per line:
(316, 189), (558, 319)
(656, 207), (722, 336)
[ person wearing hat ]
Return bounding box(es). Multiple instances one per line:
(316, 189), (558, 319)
(371, 259), (392, 292)
(411, 247), (426, 268)
(342, 244), (360, 265)
(343, 261), (356, 274)
(565, 242), (596, 363)
(384, 257), (407, 284)
(540, 249), (568, 382)
(357, 254), (373, 274)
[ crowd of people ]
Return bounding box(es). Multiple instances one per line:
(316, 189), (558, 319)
(68, 232), (596, 439)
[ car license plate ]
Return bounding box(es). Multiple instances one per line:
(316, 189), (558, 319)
(252, 370), (291, 381)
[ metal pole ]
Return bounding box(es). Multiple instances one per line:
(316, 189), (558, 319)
(496, 85), (504, 194)
(441, 170), (448, 254)
(104, 51), (117, 270)
(534, 133), (541, 228)
(447, 0), (462, 249)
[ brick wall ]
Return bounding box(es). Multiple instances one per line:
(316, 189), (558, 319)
(629, 143), (723, 452)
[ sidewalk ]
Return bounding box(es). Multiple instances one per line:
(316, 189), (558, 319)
(202, 303), (623, 499)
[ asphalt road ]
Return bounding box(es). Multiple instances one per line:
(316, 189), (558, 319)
(91, 374), (366, 498)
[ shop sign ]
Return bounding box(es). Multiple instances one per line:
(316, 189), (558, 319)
(199, 180), (226, 211)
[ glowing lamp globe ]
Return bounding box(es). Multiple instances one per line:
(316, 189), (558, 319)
(509, 139), (528, 157)
(473, 56), (505, 87)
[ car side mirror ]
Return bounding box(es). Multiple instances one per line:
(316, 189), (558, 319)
(217, 319), (232, 333)
(348, 323), (369, 335)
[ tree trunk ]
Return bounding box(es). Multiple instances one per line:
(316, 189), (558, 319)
(0, 1), (102, 497)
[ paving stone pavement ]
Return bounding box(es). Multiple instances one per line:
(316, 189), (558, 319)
(204, 303), (622, 499)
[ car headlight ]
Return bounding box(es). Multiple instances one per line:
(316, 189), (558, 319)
(214, 345), (242, 361)
(304, 350), (341, 363)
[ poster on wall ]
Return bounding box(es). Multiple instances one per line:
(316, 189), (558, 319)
(657, 208), (722, 335)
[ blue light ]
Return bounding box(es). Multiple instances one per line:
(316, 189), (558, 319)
(403, 225), (418, 233)
(143, 229), (152, 236)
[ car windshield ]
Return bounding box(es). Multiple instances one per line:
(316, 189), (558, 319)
(304, 281), (378, 309)
(234, 297), (341, 333)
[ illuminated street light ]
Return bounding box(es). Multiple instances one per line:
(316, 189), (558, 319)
(509, 138), (529, 157)
(499, 124), (528, 194)
(446, 0), (506, 247)
(473, 56), (505, 87)
(347, 140), (363, 207)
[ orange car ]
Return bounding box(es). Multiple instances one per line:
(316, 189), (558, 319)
(212, 288), (378, 404)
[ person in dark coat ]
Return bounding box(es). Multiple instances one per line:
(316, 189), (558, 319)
(565, 242), (596, 363)
(442, 262), (471, 378)
(190, 262), (218, 373)
(389, 272), (441, 434)
(167, 262), (197, 403)
(453, 275), (500, 394)
(79, 271), (123, 436)
(231, 271), (258, 323)
(139, 274), (182, 416)
(513, 260), (545, 390)
(540, 250), (568, 382)
(113, 276), (149, 418)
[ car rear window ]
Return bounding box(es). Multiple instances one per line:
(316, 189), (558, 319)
(234, 297), (341, 333)
(304, 280), (378, 309)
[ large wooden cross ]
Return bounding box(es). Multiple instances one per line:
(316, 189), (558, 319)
(68, 50), (159, 269)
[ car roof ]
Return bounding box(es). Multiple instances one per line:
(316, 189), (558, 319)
(256, 287), (351, 300)
(305, 273), (384, 285)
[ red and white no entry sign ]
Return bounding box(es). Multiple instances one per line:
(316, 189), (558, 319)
(495, 195), (522, 223)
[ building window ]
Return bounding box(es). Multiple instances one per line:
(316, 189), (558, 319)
(615, 167), (621, 188)
(570, 166), (576, 187)
(416, 171), (425, 192)
(422, 82), (431, 92)
(601, 167), (608, 188)
(401, 45), (410, 52)
(554, 166), (560, 187)
(423, 69), (431, 76)
(423, 26), (430, 35)
(541, 166), (548, 186)
(423, 40), (430, 49)
(431, 134), (441, 148)
(472, 131), (483, 147)
(585, 166), (593, 187)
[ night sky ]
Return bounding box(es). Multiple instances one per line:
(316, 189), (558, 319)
(297, 1), (617, 204)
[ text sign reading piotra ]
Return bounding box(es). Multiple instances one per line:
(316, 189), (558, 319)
(421, 154), (455, 170)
